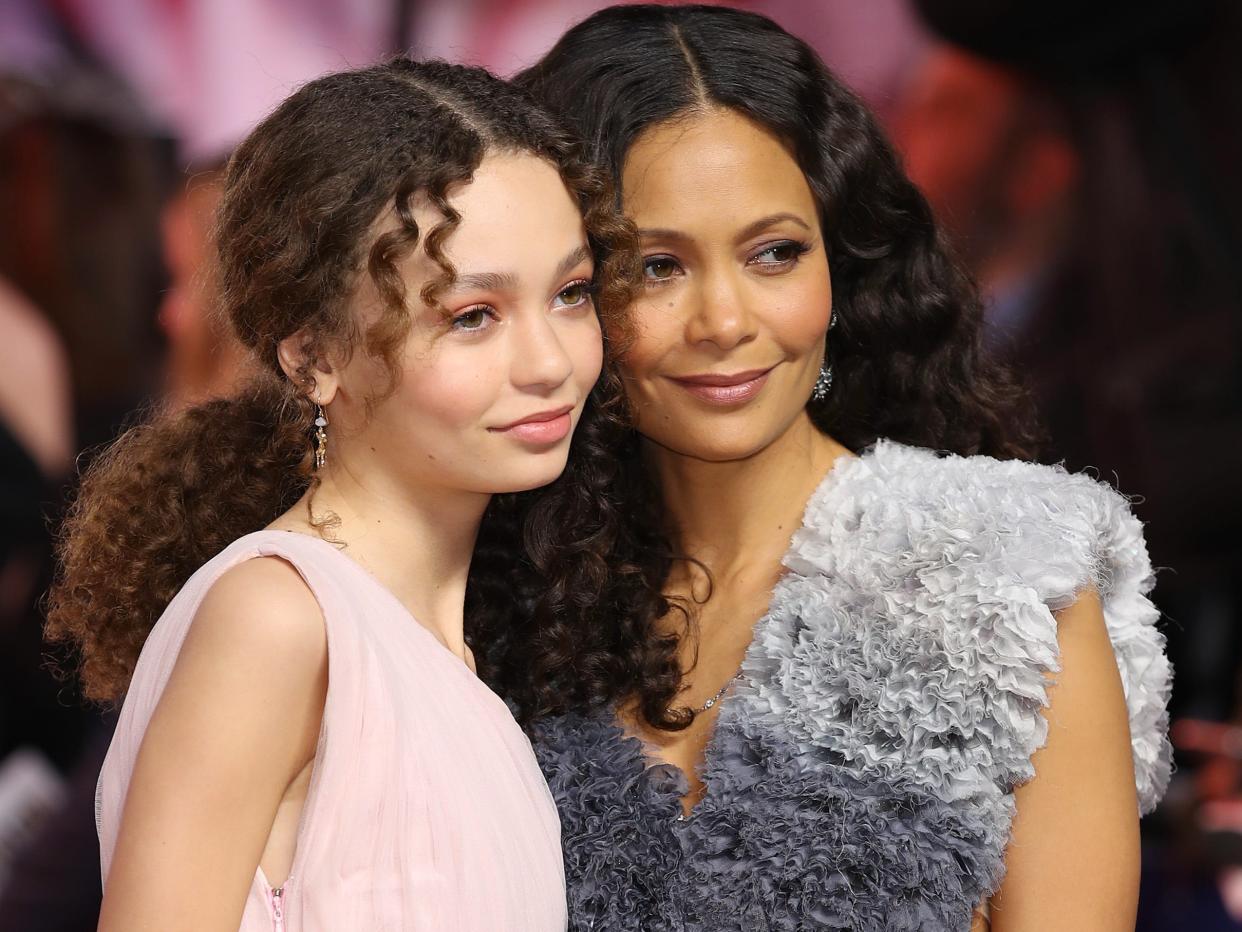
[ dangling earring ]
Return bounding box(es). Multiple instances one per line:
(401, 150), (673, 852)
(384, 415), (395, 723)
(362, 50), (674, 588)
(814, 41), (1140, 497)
(811, 364), (833, 402)
(313, 404), (328, 470)
(810, 313), (837, 403)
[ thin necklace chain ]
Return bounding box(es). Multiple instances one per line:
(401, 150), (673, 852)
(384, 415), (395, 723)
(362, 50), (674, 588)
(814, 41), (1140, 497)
(694, 670), (743, 713)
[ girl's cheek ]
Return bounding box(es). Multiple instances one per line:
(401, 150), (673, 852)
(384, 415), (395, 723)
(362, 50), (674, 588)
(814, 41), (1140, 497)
(398, 352), (500, 428)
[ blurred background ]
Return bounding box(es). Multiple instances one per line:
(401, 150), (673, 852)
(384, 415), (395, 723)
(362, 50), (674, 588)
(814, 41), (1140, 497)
(0, 1), (1237, 928)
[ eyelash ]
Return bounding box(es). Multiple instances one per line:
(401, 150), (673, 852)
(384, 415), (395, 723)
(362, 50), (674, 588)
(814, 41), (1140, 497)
(642, 255), (681, 285)
(448, 278), (597, 332)
(553, 278), (597, 310)
(748, 240), (813, 268)
(450, 305), (497, 332)
(642, 240), (813, 285)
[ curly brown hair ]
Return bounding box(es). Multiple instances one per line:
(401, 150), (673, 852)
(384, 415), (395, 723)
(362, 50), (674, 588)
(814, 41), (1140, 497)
(493, 4), (1044, 731)
(46, 58), (639, 704)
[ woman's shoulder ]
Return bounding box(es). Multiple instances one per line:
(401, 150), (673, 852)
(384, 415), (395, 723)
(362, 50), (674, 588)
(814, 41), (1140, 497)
(814, 438), (1136, 529)
(793, 439), (1148, 608)
(864, 438), (1133, 523)
(759, 439), (1171, 811)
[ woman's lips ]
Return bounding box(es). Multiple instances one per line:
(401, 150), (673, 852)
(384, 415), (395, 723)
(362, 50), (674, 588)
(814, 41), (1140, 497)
(490, 406), (574, 444)
(667, 367), (773, 405)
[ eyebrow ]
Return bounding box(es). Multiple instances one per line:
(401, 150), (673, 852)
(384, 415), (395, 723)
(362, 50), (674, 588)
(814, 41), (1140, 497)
(637, 212), (812, 244)
(737, 212), (812, 241)
(553, 244), (593, 282)
(445, 244), (594, 295)
(450, 270), (517, 293)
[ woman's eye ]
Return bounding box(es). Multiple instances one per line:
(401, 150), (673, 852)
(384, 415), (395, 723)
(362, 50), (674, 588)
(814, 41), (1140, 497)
(451, 306), (494, 332)
(554, 280), (595, 309)
(751, 241), (807, 265)
(643, 256), (681, 281)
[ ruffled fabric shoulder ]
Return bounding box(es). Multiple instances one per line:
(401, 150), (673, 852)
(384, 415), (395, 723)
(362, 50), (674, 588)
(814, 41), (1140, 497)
(744, 440), (1172, 813)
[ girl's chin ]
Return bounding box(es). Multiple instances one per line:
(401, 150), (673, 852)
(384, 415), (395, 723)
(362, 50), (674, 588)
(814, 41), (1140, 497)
(479, 455), (574, 495)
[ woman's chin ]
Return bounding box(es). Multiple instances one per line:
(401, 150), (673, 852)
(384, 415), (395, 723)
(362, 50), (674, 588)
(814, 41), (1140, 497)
(645, 429), (782, 464)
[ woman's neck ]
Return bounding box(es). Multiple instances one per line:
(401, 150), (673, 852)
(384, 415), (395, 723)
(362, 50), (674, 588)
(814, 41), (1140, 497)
(273, 466), (489, 663)
(645, 412), (849, 582)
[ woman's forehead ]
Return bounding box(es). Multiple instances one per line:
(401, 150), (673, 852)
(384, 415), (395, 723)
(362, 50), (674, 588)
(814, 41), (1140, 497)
(621, 109), (817, 228)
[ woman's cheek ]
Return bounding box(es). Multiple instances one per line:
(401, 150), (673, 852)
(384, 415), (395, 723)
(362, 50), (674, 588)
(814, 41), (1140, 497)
(794, 266), (833, 340)
(789, 294), (834, 347)
(619, 297), (684, 381)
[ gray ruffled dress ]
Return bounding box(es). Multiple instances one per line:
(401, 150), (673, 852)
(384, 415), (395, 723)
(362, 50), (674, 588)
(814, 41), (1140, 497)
(532, 440), (1172, 931)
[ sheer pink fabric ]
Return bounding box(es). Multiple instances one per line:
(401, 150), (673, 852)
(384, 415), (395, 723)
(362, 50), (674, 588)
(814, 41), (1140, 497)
(96, 530), (567, 931)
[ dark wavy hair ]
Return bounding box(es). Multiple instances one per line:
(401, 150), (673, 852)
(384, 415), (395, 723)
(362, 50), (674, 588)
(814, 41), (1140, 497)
(493, 4), (1042, 730)
(46, 58), (638, 703)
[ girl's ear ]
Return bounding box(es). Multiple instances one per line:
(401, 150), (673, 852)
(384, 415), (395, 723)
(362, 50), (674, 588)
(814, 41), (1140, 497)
(277, 329), (340, 405)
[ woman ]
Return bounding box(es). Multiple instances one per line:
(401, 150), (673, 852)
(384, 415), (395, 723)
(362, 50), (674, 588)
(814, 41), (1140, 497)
(45, 59), (634, 930)
(508, 6), (1173, 931)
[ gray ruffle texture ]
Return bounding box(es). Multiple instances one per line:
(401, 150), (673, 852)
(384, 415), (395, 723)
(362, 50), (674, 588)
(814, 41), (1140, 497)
(532, 440), (1173, 932)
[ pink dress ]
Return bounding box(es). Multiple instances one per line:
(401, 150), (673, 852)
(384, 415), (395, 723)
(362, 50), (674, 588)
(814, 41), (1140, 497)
(95, 529), (567, 931)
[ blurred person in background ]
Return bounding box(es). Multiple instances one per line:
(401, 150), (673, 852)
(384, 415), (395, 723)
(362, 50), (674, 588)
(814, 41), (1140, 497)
(0, 272), (76, 900)
(0, 62), (167, 931)
(892, 46), (1079, 350)
(0, 71), (166, 453)
(157, 166), (255, 408)
(0, 278), (73, 483)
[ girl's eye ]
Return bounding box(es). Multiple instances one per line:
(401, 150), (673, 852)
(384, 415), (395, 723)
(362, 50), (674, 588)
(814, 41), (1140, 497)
(643, 255), (681, 281)
(451, 306), (495, 332)
(554, 279), (595, 309)
(750, 241), (809, 266)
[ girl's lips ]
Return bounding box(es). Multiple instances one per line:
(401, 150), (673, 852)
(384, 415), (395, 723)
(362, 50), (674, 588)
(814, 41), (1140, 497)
(490, 406), (574, 444)
(668, 368), (773, 405)
(501, 412), (572, 444)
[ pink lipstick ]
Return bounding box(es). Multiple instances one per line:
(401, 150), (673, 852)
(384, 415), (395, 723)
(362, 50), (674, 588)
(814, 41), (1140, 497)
(490, 405), (574, 444)
(667, 367), (773, 406)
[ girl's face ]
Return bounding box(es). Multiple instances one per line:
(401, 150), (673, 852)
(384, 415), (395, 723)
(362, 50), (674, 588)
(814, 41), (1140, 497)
(618, 108), (832, 463)
(326, 152), (603, 497)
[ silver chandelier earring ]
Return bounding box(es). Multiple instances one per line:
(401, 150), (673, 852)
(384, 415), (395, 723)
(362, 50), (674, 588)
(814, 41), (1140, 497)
(810, 313), (837, 402)
(313, 404), (328, 470)
(811, 364), (833, 402)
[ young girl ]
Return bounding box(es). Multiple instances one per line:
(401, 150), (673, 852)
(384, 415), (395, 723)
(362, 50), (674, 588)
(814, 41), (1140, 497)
(46, 59), (634, 931)
(512, 6), (1172, 931)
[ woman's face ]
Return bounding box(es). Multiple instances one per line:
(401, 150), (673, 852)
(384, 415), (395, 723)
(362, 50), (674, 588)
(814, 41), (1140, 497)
(327, 152), (603, 497)
(618, 107), (832, 463)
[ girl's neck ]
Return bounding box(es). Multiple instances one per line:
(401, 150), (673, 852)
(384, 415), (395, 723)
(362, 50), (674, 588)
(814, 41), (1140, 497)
(272, 466), (490, 663)
(645, 412), (848, 582)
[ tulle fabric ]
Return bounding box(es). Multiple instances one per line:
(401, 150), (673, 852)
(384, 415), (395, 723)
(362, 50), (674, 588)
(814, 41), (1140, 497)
(96, 530), (567, 931)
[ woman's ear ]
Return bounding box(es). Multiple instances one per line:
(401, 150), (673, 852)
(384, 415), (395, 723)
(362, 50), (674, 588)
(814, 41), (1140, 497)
(277, 330), (340, 406)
